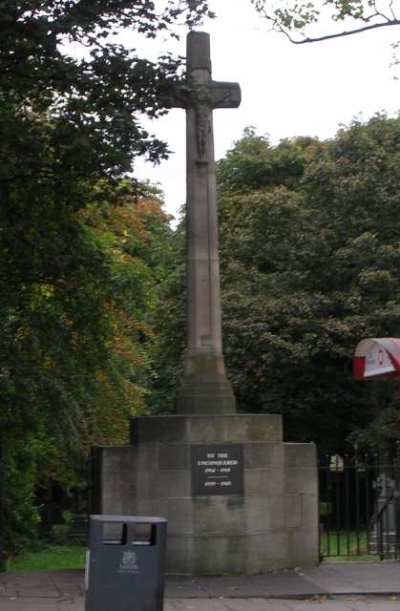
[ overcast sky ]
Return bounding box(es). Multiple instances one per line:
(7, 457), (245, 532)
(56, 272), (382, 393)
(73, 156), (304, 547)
(132, 0), (400, 221)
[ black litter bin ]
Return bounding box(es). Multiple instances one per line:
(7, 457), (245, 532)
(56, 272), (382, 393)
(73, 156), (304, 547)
(85, 515), (167, 611)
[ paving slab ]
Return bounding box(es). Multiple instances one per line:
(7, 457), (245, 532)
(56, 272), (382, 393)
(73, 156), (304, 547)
(0, 570), (79, 599)
(300, 562), (400, 595)
(281, 596), (400, 611)
(183, 573), (328, 598)
(165, 562), (400, 598)
(49, 570), (85, 597)
(0, 563), (398, 611)
(0, 596), (82, 611)
(165, 597), (400, 611)
(1, 595), (400, 611)
(166, 576), (210, 598)
(0, 571), (58, 599)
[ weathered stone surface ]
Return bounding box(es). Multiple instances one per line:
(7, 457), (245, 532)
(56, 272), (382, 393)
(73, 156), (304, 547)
(243, 443), (284, 468)
(166, 498), (195, 534)
(166, 532), (293, 574)
(131, 416), (188, 444)
(285, 443), (317, 467)
(139, 470), (191, 499)
(287, 527), (320, 566)
(99, 446), (137, 515)
(177, 378), (236, 415)
(159, 444), (190, 470)
(244, 467), (284, 497)
(130, 414), (283, 444)
(94, 414), (319, 574)
(167, 31), (240, 415)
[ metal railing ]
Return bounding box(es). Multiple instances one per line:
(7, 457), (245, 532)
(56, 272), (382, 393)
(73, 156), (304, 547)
(319, 452), (400, 560)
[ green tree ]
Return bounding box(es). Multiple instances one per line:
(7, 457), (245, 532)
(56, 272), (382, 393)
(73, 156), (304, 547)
(217, 126), (319, 194)
(0, 0), (211, 553)
(146, 215), (186, 413)
(217, 117), (400, 453)
(0, 173), (174, 553)
(78, 182), (176, 443)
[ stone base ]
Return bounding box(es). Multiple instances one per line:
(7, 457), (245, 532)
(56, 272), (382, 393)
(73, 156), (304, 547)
(92, 414), (319, 575)
(176, 377), (236, 414)
(176, 353), (236, 414)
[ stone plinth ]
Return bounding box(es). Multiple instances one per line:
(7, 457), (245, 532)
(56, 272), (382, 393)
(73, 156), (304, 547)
(92, 414), (318, 575)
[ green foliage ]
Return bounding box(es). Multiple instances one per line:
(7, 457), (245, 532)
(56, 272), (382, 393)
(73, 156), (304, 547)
(79, 185), (176, 435)
(217, 127), (316, 193)
(0, 1), (211, 176)
(0, 1), (209, 554)
(216, 117), (400, 452)
(0, 173), (173, 554)
(146, 218), (186, 414)
(2, 438), (40, 555)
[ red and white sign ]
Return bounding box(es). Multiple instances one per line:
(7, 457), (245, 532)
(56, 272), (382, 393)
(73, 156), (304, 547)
(353, 338), (400, 380)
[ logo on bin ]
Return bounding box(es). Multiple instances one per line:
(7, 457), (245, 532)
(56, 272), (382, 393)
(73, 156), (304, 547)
(118, 551), (139, 574)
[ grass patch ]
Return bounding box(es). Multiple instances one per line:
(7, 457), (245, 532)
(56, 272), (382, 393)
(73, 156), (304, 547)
(324, 555), (378, 562)
(9, 545), (86, 571)
(320, 530), (376, 560)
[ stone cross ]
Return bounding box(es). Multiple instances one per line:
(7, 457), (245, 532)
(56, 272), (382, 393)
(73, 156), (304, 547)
(169, 32), (241, 415)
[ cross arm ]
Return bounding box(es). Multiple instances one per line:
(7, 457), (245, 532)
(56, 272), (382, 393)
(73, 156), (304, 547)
(160, 81), (241, 111)
(160, 85), (190, 109)
(209, 81), (241, 109)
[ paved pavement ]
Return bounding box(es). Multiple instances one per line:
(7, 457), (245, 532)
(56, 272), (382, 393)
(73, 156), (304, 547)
(0, 562), (399, 610)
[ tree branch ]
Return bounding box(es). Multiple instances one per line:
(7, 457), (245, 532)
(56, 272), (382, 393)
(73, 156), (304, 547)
(276, 18), (400, 45)
(389, 0), (399, 21)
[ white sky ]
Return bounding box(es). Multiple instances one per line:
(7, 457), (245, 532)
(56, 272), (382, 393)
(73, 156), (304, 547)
(132, 0), (400, 221)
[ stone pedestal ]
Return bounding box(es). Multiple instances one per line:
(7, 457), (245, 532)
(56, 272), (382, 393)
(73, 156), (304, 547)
(92, 414), (319, 574)
(176, 370), (236, 415)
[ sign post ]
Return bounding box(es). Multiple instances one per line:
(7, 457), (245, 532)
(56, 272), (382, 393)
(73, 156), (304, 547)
(353, 337), (400, 558)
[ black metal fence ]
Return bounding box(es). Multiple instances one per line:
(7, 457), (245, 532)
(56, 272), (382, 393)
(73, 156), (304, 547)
(319, 452), (400, 560)
(37, 459), (92, 546)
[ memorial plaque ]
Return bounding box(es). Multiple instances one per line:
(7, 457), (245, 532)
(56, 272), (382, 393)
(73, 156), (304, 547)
(191, 444), (244, 496)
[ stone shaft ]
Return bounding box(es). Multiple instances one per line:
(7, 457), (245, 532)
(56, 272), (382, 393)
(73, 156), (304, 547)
(175, 32), (241, 415)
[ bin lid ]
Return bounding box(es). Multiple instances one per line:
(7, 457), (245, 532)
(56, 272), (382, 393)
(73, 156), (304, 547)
(90, 515), (167, 523)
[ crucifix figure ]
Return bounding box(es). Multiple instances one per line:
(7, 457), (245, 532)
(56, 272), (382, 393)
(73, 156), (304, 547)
(169, 32), (241, 415)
